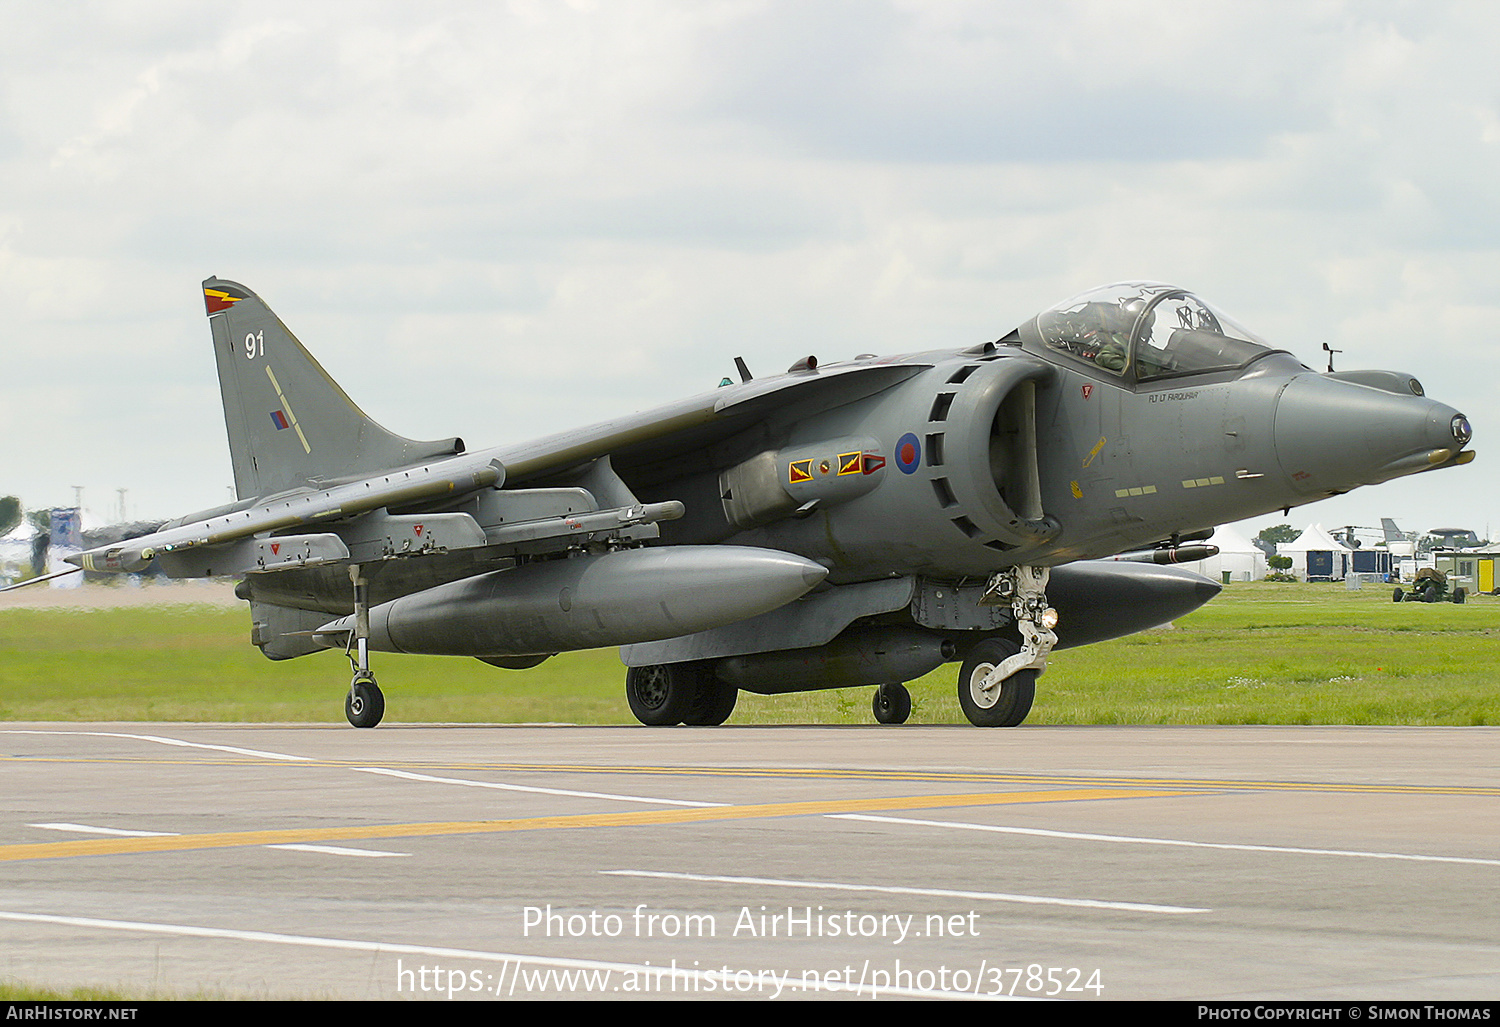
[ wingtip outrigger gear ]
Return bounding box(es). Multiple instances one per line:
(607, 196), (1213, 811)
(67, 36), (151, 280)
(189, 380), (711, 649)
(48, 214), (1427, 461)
(343, 564), (384, 728)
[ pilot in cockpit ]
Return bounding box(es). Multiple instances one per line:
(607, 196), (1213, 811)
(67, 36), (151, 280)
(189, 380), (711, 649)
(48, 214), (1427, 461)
(1039, 297), (1152, 375)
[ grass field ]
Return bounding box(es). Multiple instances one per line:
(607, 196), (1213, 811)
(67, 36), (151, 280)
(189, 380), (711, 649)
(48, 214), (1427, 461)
(1, 581), (1496, 725)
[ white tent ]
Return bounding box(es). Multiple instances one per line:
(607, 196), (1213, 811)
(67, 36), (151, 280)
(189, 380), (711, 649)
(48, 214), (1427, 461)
(1276, 523), (1351, 581)
(1180, 524), (1267, 582)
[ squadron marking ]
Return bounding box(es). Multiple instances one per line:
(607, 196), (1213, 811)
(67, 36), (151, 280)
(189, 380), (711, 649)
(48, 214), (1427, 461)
(264, 365), (312, 454)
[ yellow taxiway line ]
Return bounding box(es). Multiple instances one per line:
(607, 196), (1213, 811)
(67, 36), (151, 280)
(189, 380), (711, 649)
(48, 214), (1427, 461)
(1, 787), (1184, 863)
(4, 754), (1493, 796)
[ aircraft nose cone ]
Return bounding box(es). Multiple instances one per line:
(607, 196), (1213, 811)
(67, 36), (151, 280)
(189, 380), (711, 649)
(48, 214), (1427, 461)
(1273, 374), (1472, 495)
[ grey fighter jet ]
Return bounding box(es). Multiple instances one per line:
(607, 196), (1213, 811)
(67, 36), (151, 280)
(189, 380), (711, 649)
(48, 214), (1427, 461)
(60, 279), (1473, 728)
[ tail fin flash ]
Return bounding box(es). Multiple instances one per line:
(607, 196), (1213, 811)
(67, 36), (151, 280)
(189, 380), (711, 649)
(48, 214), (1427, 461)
(203, 278), (464, 499)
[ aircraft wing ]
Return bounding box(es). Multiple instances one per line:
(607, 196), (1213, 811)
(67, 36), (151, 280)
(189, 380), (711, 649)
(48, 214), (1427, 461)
(68, 452), (503, 575)
(493, 360), (930, 484)
(69, 280), (926, 583)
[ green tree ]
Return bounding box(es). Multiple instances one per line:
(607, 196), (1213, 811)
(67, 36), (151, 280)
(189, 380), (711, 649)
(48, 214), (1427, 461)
(1258, 524), (1301, 545)
(0, 496), (19, 536)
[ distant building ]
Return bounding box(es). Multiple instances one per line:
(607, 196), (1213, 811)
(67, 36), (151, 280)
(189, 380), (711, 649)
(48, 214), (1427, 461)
(1431, 548), (1500, 594)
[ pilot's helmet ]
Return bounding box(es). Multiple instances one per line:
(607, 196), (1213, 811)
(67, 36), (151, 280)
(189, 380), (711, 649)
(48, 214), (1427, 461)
(1087, 299), (1142, 347)
(1119, 295), (1155, 336)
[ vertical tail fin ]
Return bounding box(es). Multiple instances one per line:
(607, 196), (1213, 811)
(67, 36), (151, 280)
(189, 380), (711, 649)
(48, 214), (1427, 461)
(203, 278), (464, 499)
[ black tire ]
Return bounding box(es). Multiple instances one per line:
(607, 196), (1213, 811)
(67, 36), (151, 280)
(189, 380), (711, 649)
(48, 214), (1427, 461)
(626, 664), (705, 726)
(872, 683), (912, 725)
(957, 638), (1036, 728)
(1453, 587), (1467, 605)
(1422, 584), (1441, 603)
(1393, 588), (1404, 603)
(682, 673), (738, 726)
(345, 676), (385, 728)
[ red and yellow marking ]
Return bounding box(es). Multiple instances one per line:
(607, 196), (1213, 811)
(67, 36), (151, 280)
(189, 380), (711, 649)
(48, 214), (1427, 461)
(203, 287), (245, 315)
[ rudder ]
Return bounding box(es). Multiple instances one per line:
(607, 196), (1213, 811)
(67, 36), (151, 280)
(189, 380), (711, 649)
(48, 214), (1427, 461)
(203, 278), (464, 499)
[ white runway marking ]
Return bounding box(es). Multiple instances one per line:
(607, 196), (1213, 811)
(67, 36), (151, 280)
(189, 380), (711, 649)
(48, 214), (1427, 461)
(353, 766), (724, 808)
(7, 728), (717, 807)
(829, 814), (1500, 867)
(266, 844), (410, 858)
(0, 729), (312, 762)
(30, 823), (176, 838)
(9, 727), (719, 814)
(30, 823), (407, 859)
(600, 869), (1211, 914)
(0, 910), (1005, 1001)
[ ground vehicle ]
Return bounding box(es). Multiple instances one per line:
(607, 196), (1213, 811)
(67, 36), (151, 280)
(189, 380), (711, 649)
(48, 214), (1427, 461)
(1394, 568), (1466, 604)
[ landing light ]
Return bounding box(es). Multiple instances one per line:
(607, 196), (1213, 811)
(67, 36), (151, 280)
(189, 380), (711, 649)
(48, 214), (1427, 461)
(1041, 608), (1059, 630)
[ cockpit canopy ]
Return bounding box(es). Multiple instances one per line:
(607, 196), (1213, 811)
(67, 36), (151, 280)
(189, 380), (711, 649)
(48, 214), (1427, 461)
(1027, 282), (1277, 382)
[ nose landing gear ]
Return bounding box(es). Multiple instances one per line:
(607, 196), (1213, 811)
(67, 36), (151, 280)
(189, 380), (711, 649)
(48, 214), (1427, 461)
(963, 566), (1055, 727)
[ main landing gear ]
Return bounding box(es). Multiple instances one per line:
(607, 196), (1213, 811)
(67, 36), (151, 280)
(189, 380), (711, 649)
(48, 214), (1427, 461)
(625, 662), (739, 726)
(871, 682), (911, 724)
(344, 566), (385, 728)
(626, 565), (1055, 729)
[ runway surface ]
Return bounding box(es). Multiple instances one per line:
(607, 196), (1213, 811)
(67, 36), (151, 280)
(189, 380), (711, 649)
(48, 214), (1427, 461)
(1, 722), (1497, 1001)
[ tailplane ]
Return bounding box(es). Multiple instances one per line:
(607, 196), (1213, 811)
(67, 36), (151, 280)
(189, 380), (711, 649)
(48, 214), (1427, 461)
(203, 278), (464, 499)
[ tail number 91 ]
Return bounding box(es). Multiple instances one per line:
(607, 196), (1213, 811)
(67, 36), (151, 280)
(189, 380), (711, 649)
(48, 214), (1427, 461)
(244, 330), (265, 359)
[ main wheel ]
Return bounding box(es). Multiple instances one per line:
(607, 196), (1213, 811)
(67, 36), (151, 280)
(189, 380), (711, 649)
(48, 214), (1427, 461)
(682, 674), (738, 726)
(1453, 587), (1467, 604)
(626, 663), (707, 726)
(871, 683), (911, 725)
(345, 676), (385, 729)
(957, 638), (1036, 727)
(1393, 588), (1404, 603)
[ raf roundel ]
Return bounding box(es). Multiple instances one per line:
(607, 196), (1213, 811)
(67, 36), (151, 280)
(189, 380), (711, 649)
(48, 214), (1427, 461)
(895, 432), (922, 474)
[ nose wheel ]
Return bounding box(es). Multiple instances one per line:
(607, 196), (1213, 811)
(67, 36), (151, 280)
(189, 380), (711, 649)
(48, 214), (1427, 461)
(958, 638), (1035, 727)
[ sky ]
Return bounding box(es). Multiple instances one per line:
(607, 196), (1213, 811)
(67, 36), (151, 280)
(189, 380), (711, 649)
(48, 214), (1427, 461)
(2, 0), (1497, 548)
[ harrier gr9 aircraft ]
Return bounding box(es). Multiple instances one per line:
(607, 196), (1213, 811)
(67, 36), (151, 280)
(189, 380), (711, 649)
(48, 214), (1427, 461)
(56, 279), (1473, 728)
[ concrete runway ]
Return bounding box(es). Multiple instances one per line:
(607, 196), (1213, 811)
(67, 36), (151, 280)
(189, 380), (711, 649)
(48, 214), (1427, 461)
(1, 722), (1497, 1001)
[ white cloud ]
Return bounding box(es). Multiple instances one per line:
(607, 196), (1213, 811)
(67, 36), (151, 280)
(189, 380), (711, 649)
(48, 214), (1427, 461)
(0, 0), (1495, 538)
